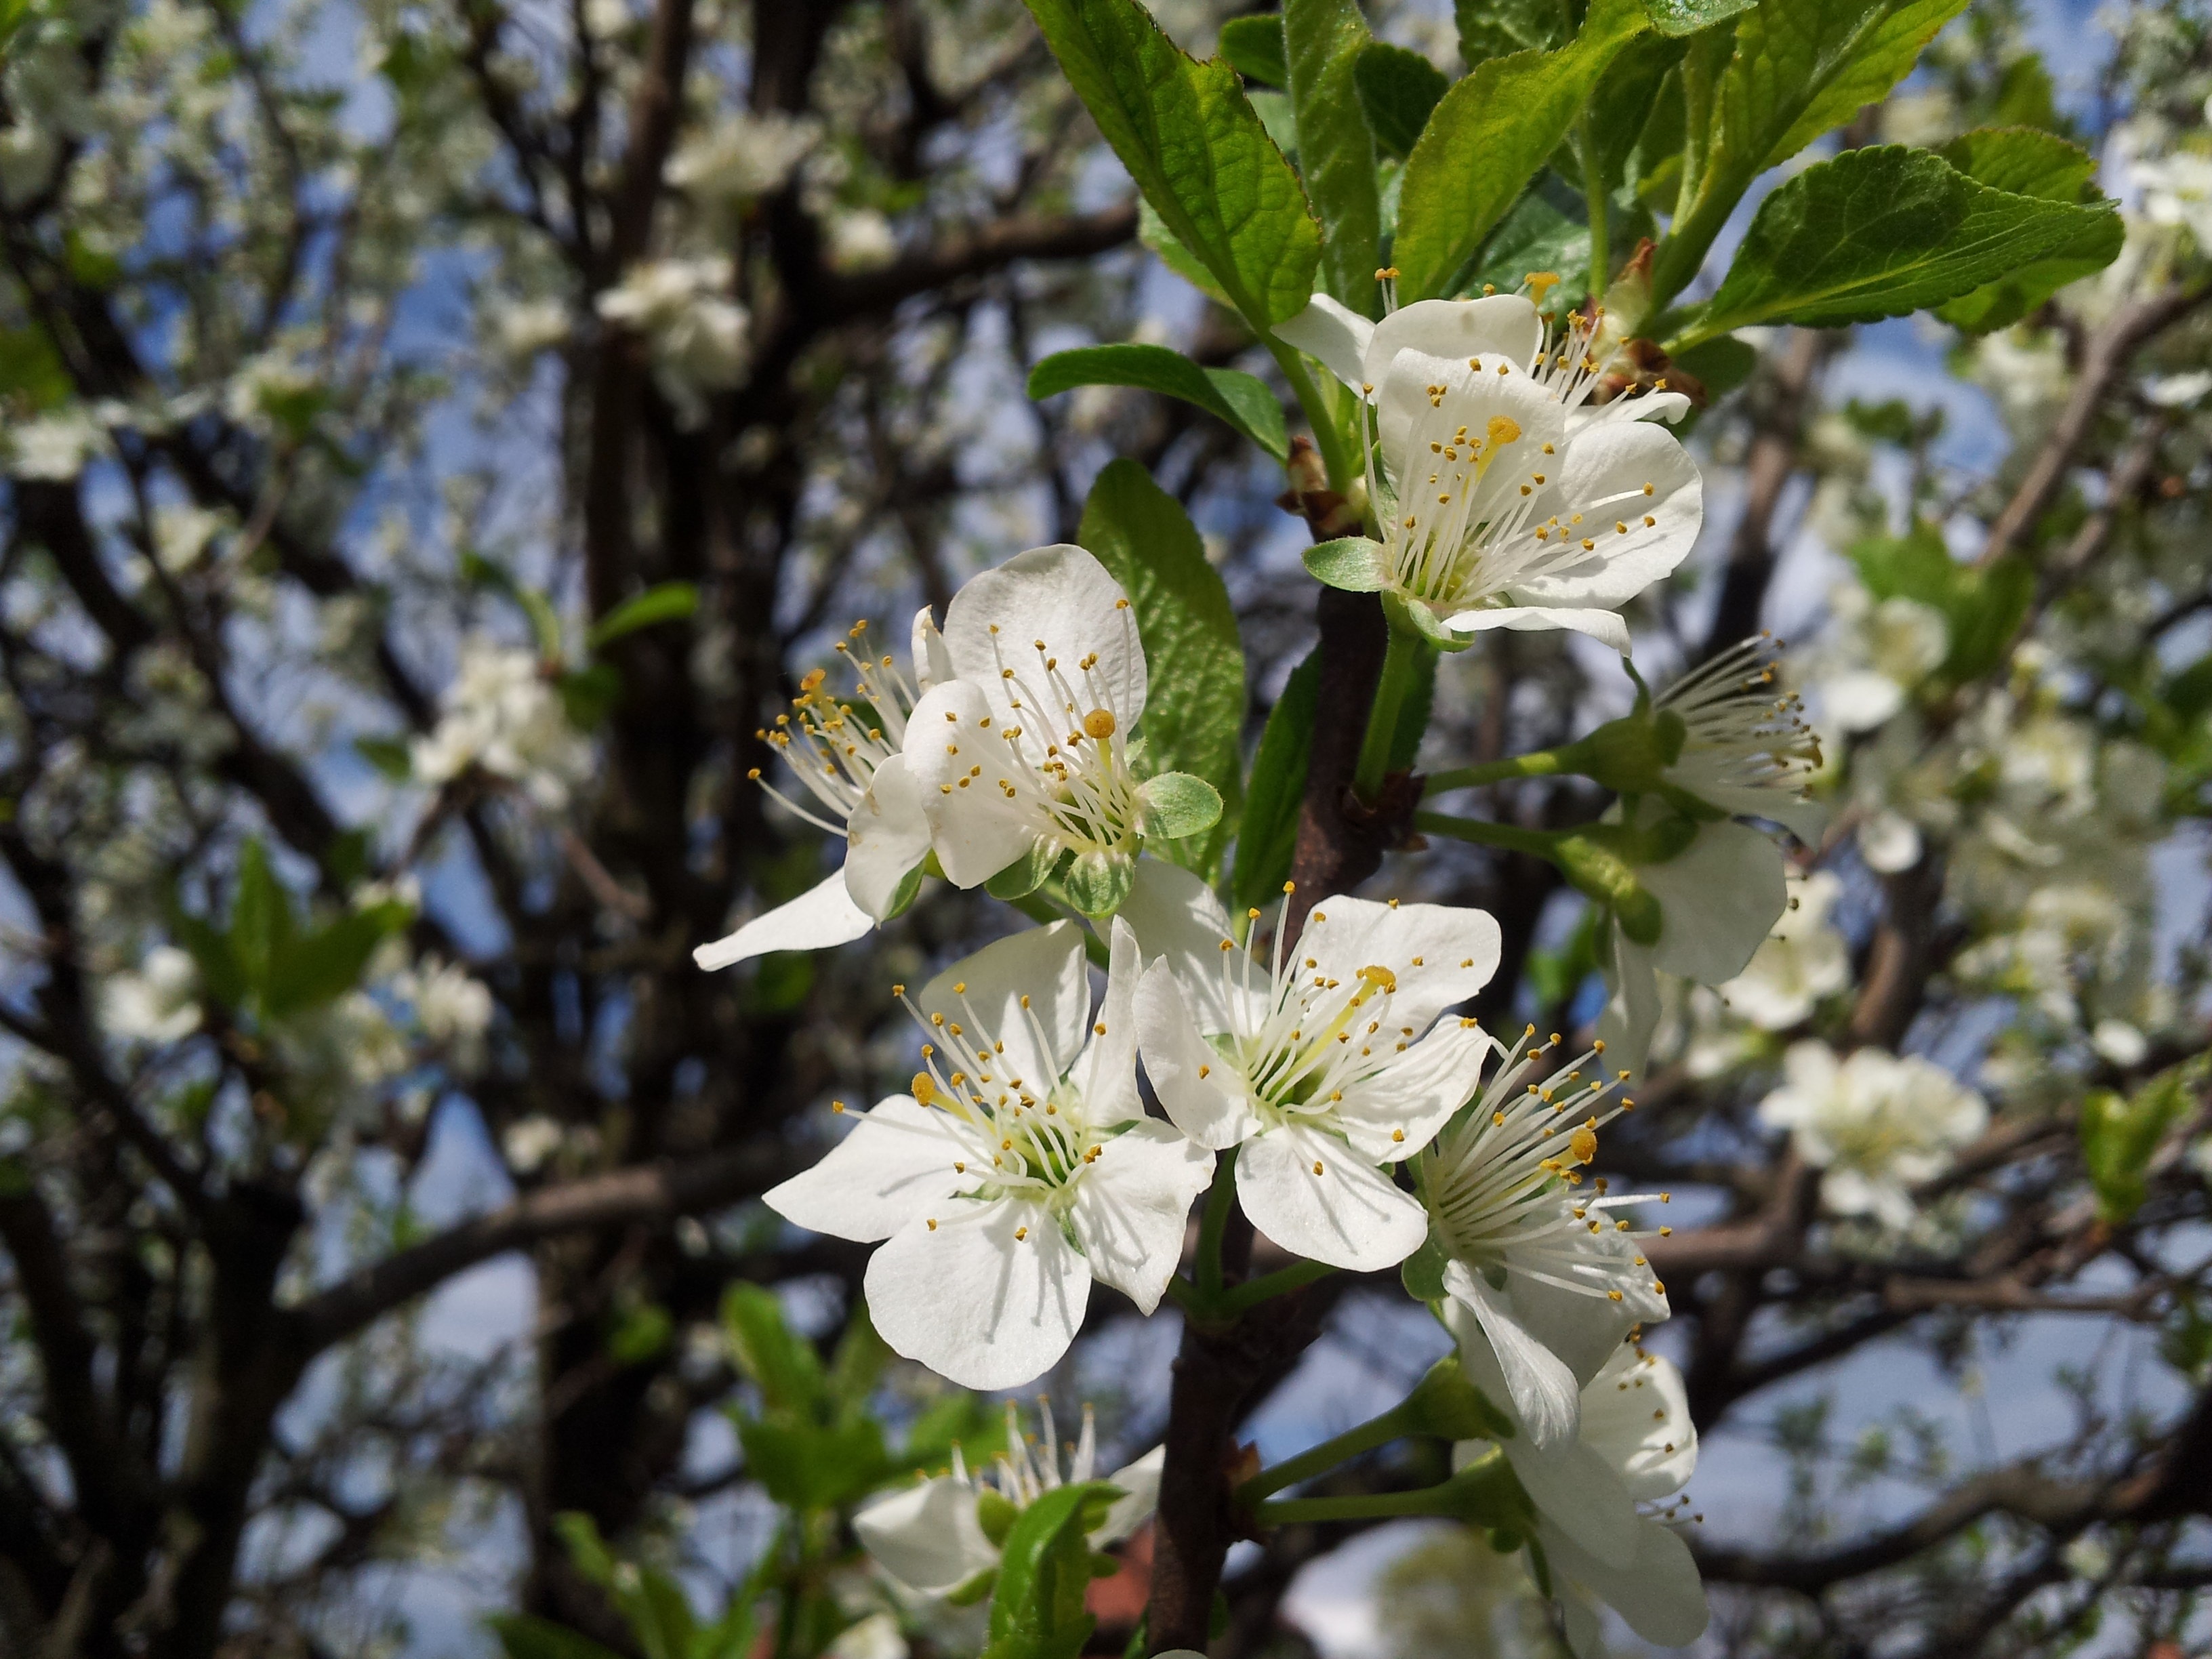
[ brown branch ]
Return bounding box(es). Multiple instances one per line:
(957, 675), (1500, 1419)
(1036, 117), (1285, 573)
(289, 1140), (789, 1355)
(817, 203), (1138, 325)
(1974, 285), (2209, 570)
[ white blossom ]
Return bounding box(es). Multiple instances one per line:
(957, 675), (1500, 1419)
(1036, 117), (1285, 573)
(411, 638), (593, 810)
(396, 957), (494, 1072)
(7, 406), (110, 480)
(1452, 1343), (1707, 1658)
(696, 611), (945, 971)
(101, 945), (201, 1043)
(1651, 634), (1825, 842)
(1125, 862), (1500, 1271)
(1277, 292), (1700, 652)
(764, 921), (1213, 1389)
(665, 111), (821, 203)
(1719, 871), (1850, 1031)
(504, 1115), (565, 1175)
(595, 257), (750, 426)
(1421, 1027), (1668, 1448)
(908, 545), (1209, 915)
(1806, 586), (1948, 735)
(854, 1400), (1158, 1598)
(1758, 1042), (1988, 1227)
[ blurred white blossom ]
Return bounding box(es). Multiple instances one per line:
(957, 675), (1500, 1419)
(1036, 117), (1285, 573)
(102, 946), (201, 1044)
(411, 639), (592, 810)
(596, 257), (750, 425)
(1719, 871), (1850, 1030)
(1759, 1042), (1988, 1227)
(666, 111), (820, 203)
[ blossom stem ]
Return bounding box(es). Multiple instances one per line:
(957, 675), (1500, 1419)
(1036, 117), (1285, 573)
(1578, 112), (1609, 300)
(1411, 810), (1563, 861)
(1351, 623), (1423, 802)
(1421, 743), (1586, 795)
(1253, 1486), (1462, 1525)
(1236, 1396), (1417, 1504)
(1215, 1258), (1335, 1319)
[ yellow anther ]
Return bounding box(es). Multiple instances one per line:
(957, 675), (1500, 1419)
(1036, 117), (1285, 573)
(1083, 708), (1116, 739)
(912, 1073), (937, 1106)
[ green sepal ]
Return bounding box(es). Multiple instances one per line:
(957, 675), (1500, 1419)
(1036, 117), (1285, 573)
(1434, 1446), (1538, 1532)
(1141, 771), (1225, 841)
(945, 1566), (999, 1607)
(986, 840), (1062, 901)
(977, 1486), (1021, 1547)
(1399, 1355), (1517, 1442)
(880, 861), (926, 921)
(1060, 851), (1136, 918)
(1551, 832), (1662, 944)
(1399, 1235), (1450, 1303)
(1303, 535), (1389, 592)
(1382, 589), (1471, 653)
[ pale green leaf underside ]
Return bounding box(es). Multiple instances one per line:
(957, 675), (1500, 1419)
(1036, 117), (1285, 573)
(1027, 344), (1289, 459)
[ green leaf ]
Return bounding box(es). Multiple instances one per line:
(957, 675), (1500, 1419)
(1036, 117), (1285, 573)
(262, 901), (413, 1021)
(1353, 43), (1448, 163)
(827, 1298), (890, 1414)
(1388, 637), (1439, 773)
(1399, 1235), (1449, 1301)
(1217, 14), (1287, 86)
(607, 1300), (674, 1366)
(558, 663), (623, 727)
(1933, 129), (2121, 333)
(1455, 0), (1568, 64)
(1077, 459), (1247, 874)
(1139, 199), (1235, 308)
(1027, 346), (1288, 459)
(1141, 772), (1225, 841)
(1687, 145), (2120, 344)
(1303, 535), (1389, 591)
(1394, 0), (1649, 302)
(1848, 521), (2032, 687)
(588, 581), (699, 651)
(487, 1616), (626, 1659)
(1231, 649), (1318, 915)
(1023, 0), (1321, 326)
(169, 909), (247, 1010)
(229, 840), (294, 998)
(1668, 333), (1757, 399)
(1582, 32), (1691, 198)
(1643, 0), (1758, 35)
(721, 1283), (825, 1416)
(2081, 1064), (2197, 1225)
(1284, 0), (1381, 316)
(738, 1415), (892, 1512)
(1465, 178), (1593, 309)
(353, 734), (414, 781)
(987, 1481), (1118, 1659)
(1651, 0), (1969, 308)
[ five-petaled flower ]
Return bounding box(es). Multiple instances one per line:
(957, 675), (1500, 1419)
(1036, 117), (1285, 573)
(1125, 863), (1500, 1271)
(905, 544), (1218, 918)
(1279, 291), (1701, 653)
(764, 919), (1213, 1389)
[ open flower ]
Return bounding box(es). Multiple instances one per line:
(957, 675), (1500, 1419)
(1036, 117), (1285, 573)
(1452, 1342), (1707, 1658)
(855, 1400), (1159, 1599)
(1277, 291), (1693, 434)
(696, 611), (947, 972)
(907, 544), (1218, 916)
(1652, 634), (1826, 843)
(1126, 863), (1499, 1271)
(1420, 1027), (1669, 1448)
(412, 637), (594, 810)
(1719, 870), (1850, 1030)
(1757, 1041), (1988, 1228)
(764, 920), (1213, 1389)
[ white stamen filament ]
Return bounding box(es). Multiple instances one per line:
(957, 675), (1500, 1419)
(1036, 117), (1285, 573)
(755, 619), (920, 821)
(980, 613), (1146, 855)
(1656, 633), (1823, 802)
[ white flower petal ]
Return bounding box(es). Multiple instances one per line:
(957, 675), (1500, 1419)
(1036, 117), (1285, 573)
(911, 604), (954, 691)
(1094, 1445), (1164, 1546)
(1444, 603), (1633, 655)
(1365, 294), (1543, 388)
(1504, 1432), (1645, 1570)
(866, 1197), (1089, 1390)
(1068, 1118), (1214, 1314)
(1546, 1516), (1709, 1649)
(1239, 1121), (1427, 1271)
(1441, 1263), (1583, 1451)
(1638, 818), (1787, 985)
(1298, 895), (1502, 1033)
(1576, 1345), (1698, 1502)
(909, 680), (1040, 888)
(1332, 1017), (1493, 1162)
(844, 752), (931, 918)
(1858, 808), (1923, 873)
(919, 922), (1090, 1094)
(1596, 929), (1662, 1078)
(1118, 859), (1245, 1035)
(764, 1094), (966, 1242)
(1376, 349), (1564, 499)
(853, 1475), (999, 1595)
(1506, 419), (1702, 610)
(695, 870), (875, 970)
(1568, 388), (1693, 430)
(1273, 292), (1374, 391)
(1073, 920), (1144, 1126)
(1135, 960), (1260, 1150)
(942, 544), (1147, 733)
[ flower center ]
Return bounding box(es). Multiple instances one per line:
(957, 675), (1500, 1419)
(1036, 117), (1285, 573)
(980, 621), (1145, 856)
